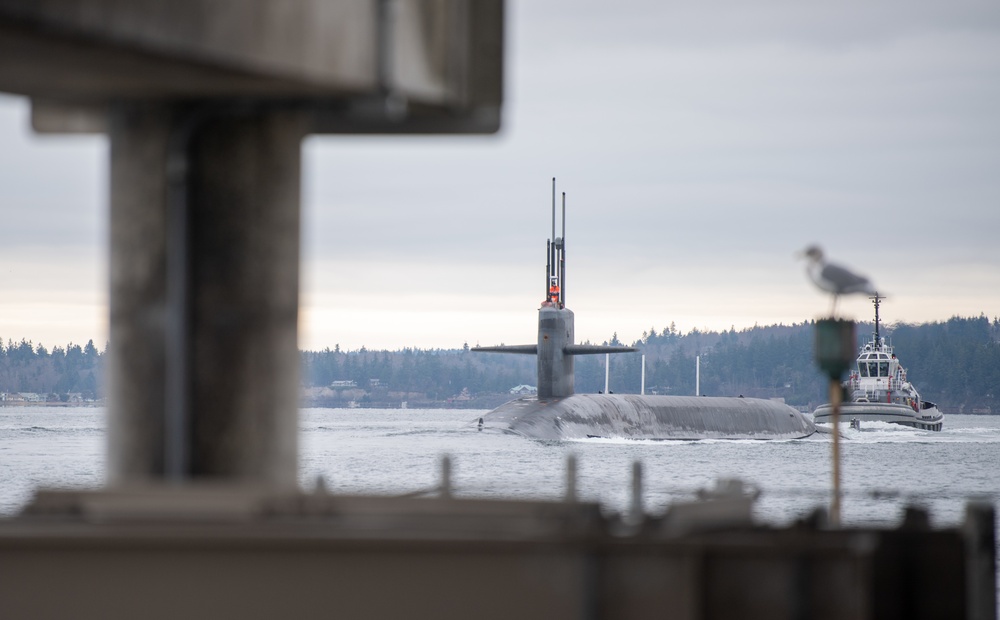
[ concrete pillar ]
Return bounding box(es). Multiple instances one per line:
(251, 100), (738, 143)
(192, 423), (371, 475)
(107, 103), (306, 487)
(107, 103), (172, 483)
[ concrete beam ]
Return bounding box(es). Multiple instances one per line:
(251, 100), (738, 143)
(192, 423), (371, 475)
(0, 1), (379, 98)
(3, 0), (503, 134)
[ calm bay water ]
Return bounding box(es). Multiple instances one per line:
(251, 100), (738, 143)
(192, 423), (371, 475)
(2, 406), (998, 529)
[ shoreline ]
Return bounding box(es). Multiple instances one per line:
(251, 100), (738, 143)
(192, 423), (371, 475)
(0, 401), (104, 408)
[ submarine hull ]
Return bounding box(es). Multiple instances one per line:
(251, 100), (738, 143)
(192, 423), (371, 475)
(482, 394), (816, 440)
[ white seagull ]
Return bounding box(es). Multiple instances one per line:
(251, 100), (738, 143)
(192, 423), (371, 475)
(800, 245), (879, 314)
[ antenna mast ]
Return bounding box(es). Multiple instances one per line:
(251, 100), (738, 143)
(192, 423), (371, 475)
(544, 178), (568, 307)
(551, 177), (556, 281)
(870, 293), (882, 343)
(559, 192), (566, 306)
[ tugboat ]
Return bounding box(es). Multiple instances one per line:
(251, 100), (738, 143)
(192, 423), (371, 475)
(813, 294), (944, 431)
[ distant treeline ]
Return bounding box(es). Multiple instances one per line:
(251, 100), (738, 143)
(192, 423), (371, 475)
(3, 315), (999, 411)
(301, 315), (1000, 412)
(0, 339), (104, 401)
(604, 316), (1000, 413)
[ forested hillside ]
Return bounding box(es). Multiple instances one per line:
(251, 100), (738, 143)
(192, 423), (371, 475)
(0, 339), (103, 402)
(2, 316), (998, 412)
(596, 316), (1000, 412)
(299, 315), (1000, 412)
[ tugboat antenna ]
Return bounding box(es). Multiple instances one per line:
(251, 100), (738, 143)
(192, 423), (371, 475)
(870, 293), (883, 343)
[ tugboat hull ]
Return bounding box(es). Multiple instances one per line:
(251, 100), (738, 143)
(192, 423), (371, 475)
(813, 401), (944, 431)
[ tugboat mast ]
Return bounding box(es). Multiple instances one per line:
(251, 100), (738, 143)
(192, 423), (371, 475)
(870, 292), (883, 344)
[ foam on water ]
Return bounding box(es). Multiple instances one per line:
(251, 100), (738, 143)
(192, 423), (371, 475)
(818, 419), (1000, 444)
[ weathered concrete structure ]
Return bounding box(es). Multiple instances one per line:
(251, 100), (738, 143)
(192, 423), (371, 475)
(0, 0), (502, 484)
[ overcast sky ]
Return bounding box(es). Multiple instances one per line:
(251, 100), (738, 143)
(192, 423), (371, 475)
(1, 0), (998, 352)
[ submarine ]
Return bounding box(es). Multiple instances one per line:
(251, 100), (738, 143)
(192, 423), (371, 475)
(473, 181), (817, 441)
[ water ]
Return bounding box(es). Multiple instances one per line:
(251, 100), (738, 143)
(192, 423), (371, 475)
(4, 406), (999, 607)
(302, 410), (1000, 528)
(3, 407), (998, 530)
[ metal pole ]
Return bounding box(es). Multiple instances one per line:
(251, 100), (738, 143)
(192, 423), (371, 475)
(565, 454), (577, 503)
(551, 177), (556, 278)
(560, 191), (566, 306)
(815, 317), (854, 528)
(873, 293), (881, 343)
(440, 454), (452, 499)
(545, 239), (551, 298)
(830, 380), (842, 526)
(629, 461), (643, 523)
(641, 354), (646, 395)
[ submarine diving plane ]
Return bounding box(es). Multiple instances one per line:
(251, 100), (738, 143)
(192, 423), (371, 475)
(473, 181), (817, 441)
